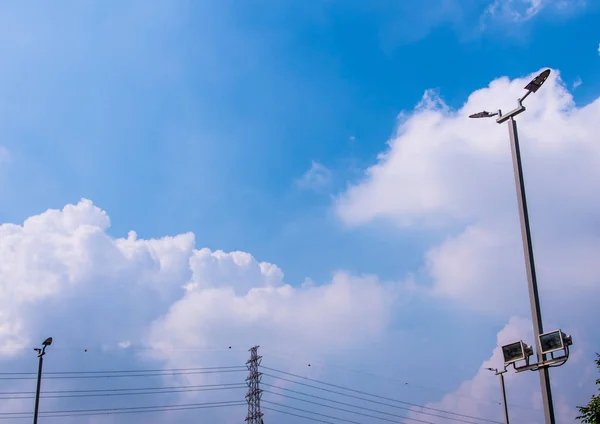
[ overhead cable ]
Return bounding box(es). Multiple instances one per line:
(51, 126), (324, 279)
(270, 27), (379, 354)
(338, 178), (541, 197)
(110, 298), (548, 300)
(0, 383), (247, 400)
(262, 389), (430, 424)
(0, 400), (246, 420)
(261, 366), (502, 424)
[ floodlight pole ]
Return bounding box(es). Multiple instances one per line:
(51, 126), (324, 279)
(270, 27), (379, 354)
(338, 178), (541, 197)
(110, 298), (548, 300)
(470, 69), (556, 424)
(499, 110), (555, 424)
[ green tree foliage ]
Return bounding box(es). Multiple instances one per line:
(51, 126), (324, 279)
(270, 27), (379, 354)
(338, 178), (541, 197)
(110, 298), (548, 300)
(577, 353), (600, 423)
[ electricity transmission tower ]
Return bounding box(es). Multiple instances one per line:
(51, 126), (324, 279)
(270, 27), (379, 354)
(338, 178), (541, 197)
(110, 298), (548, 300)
(245, 346), (264, 424)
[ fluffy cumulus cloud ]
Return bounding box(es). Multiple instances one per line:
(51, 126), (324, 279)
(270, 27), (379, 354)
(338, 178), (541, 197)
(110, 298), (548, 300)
(150, 272), (396, 360)
(0, 200), (404, 422)
(0, 200), (195, 355)
(337, 68), (600, 314)
(336, 69), (600, 421)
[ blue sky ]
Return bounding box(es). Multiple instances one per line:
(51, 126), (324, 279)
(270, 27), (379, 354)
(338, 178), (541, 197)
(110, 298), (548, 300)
(2, 0), (598, 286)
(1, 1), (600, 423)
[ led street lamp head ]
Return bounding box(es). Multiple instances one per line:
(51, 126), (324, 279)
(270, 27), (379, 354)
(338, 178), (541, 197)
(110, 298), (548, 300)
(524, 69), (551, 93)
(469, 111), (499, 119)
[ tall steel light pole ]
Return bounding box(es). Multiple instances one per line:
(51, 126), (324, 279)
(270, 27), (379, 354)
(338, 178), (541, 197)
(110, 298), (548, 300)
(486, 367), (510, 424)
(33, 337), (52, 424)
(469, 69), (555, 424)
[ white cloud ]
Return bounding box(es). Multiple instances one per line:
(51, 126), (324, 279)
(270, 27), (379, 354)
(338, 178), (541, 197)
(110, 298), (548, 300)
(336, 68), (600, 316)
(0, 199), (409, 422)
(573, 76), (582, 89)
(481, 0), (585, 24)
(148, 271), (399, 366)
(484, 0), (545, 22)
(336, 68), (600, 421)
(295, 160), (332, 190)
(0, 199), (195, 355)
(0, 199), (405, 356)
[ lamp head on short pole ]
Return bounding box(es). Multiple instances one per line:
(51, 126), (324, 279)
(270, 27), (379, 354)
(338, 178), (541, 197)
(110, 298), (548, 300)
(34, 337), (53, 357)
(518, 68), (551, 103)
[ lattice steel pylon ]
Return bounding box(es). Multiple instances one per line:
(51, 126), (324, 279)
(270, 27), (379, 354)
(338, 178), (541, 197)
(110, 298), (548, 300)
(245, 345), (264, 424)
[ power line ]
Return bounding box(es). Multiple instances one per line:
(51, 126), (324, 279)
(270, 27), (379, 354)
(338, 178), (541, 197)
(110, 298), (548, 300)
(261, 367), (502, 424)
(0, 400), (246, 419)
(262, 380), (480, 424)
(262, 405), (338, 424)
(262, 366), (499, 423)
(0, 365), (245, 376)
(263, 400), (364, 424)
(262, 384), (436, 424)
(262, 389), (430, 424)
(262, 372), (479, 424)
(0, 369), (245, 380)
(0, 384), (247, 400)
(261, 348), (536, 412)
(0, 382), (245, 396)
(262, 348), (447, 393)
(1, 378), (491, 424)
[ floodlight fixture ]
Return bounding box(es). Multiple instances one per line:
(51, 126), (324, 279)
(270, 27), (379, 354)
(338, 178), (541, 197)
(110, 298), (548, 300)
(42, 337), (53, 347)
(539, 330), (572, 356)
(502, 340), (533, 365)
(524, 69), (551, 94)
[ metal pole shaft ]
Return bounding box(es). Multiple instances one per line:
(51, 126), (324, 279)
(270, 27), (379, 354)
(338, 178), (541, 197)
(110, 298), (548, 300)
(33, 353), (44, 424)
(499, 372), (510, 424)
(506, 117), (555, 424)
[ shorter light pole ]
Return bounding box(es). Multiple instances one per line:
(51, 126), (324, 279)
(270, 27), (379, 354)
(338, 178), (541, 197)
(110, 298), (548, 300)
(486, 367), (509, 424)
(33, 337), (53, 424)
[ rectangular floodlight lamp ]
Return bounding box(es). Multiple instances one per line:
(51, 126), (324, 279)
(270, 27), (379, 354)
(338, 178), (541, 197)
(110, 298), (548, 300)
(539, 330), (565, 355)
(502, 341), (526, 364)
